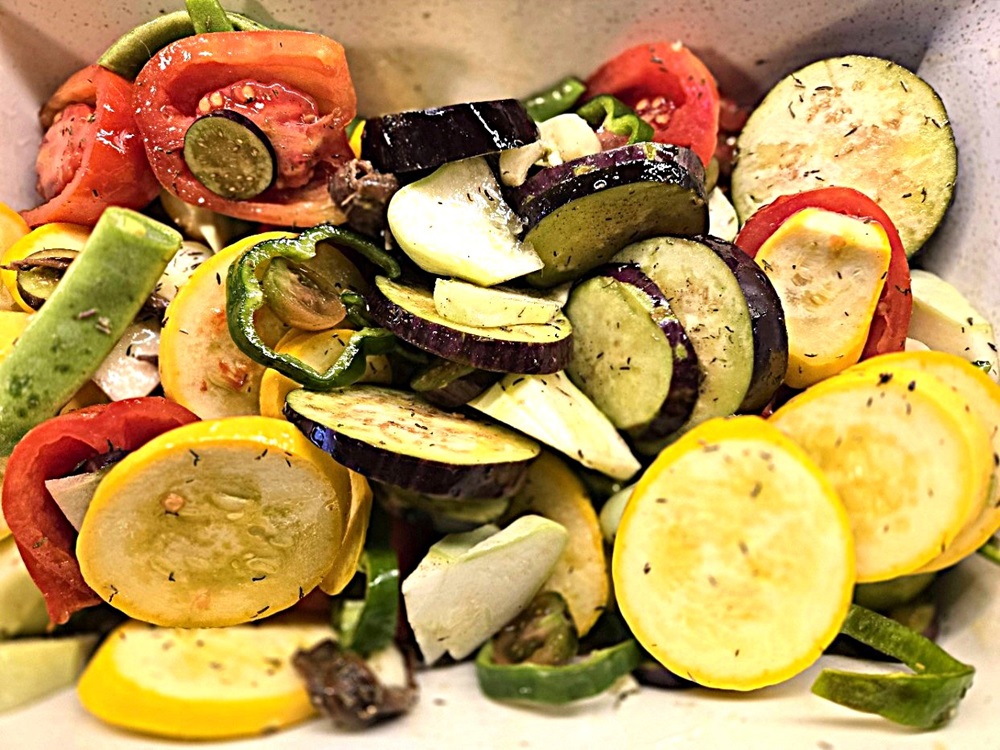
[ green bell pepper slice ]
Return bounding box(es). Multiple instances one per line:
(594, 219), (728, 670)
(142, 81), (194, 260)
(337, 549), (400, 658)
(576, 95), (654, 144)
(476, 638), (640, 704)
(226, 224), (402, 391)
(523, 77), (587, 123)
(811, 604), (975, 730)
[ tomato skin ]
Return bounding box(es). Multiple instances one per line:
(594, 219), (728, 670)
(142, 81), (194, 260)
(585, 42), (720, 166)
(735, 187), (912, 360)
(1, 398), (198, 625)
(133, 31), (356, 227)
(21, 66), (160, 228)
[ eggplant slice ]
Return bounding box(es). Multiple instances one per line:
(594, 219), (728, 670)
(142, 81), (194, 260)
(285, 386), (540, 499)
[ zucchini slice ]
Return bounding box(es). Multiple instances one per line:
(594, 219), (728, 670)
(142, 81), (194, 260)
(732, 55), (957, 258)
(433, 278), (563, 328)
(76, 417), (353, 627)
(770, 366), (993, 582)
(285, 385), (540, 499)
(368, 276), (573, 374)
(613, 416), (854, 691)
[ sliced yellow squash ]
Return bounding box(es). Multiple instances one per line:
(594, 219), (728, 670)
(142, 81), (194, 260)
(511, 451), (608, 636)
(0, 204), (31, 312)
(0, 222), (89, 313)
(319, 470), (374, 596)
(259, 328), (392, 419)
(77, 417), (352, 627)
(0, 310), (31, 360)
(159, 232), (291, 419)
(754, 207), (891, 388)
(770, 366), (992, 582)
(613, 415), (853, 691)
(77, 619), (332, 739)
(847, 350), (1000, 571)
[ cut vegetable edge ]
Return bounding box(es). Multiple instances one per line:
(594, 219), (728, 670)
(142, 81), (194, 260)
(76, 417), (352, 627)
(285, 385), (540, 499)
(770, 367), (993, 582)
(613, 415), (854, 690)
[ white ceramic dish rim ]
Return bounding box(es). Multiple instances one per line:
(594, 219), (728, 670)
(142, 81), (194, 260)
(0, 1), (998, 748)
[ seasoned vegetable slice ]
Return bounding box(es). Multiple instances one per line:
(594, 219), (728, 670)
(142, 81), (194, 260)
(368, 276), (573, 375)
(732, 55), (956, 258)
(160, 232), (292, 419)
(613, 416), (853, 690)
(76, 417), (352, 627)
(770, 367), (992, 582)
(285, 386), (540, 499)
(846, 351), (1000, 571)
(77, 620), (332, 740)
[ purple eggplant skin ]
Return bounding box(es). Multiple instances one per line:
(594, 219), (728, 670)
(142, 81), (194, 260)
(366, 282), (573, 375)
(697, 235), (788, 413)
(285, 403), (533, 499)
(510, 143), (705, 229)
(632, 659), (697, 690)
(594, 263), (703, 441)
(361, 99), (538, 174)
(508, 143), (708, 287)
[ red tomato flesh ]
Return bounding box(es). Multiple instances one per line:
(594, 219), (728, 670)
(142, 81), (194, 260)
(21, 66), (160, 228)
(586, 41), (720, 166)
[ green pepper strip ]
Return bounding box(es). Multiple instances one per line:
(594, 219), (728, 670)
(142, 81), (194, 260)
(338, 549), (400, 657)
(523, 77), (587, 123)
(576, 95), (654, 145)
(98, 10), (266, 80)
(340, 290), (377, 329)
(226, 225), (401, 390)
(978, 534), (1000, 565)
(475, 639), (640, 705)
(811, 604), (974, 730)
(186, 0), (234, 34)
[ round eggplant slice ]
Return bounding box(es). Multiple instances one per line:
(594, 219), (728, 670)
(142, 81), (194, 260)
(508, 143), (708, 287)
(410, 359), (502, 411)
(183, 111), (277, 201)
(285, 386), (541, 499)
(566, 263), (701, 441)
(695, 235), (788, 413)
(367, 276), (573, 375)
(361, 99), (538, 174)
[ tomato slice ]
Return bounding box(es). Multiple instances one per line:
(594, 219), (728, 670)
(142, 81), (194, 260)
(585, 42), (720, 166)
(1, 397), (198, 624)
(735, 187), (912, 360)
(133, 31), (356, 227)
(21, 66), (160, 228)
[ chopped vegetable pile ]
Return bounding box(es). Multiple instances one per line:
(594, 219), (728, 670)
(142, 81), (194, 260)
(1, 0), (998, 742)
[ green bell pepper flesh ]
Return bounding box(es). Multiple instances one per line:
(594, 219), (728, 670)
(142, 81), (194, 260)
(338, 549), (400, 658)
(476, 638), (640, 704)
(226, 224), (402, 390)
(186, 0), (234, 34)
(576, 95), (654, 144)
(811, 604), (974, 730)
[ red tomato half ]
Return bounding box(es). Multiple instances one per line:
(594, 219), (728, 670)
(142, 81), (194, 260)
(735, 187), (912, 360)
(20, 65), (160, 228)
(585, 41), (720, 166)
(133, 31), (356, 227)
(2, 398), (198, 625)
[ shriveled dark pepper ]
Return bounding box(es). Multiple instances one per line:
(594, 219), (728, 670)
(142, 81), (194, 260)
(576, 95), (654, 144)
(225, 224), (402, 390)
